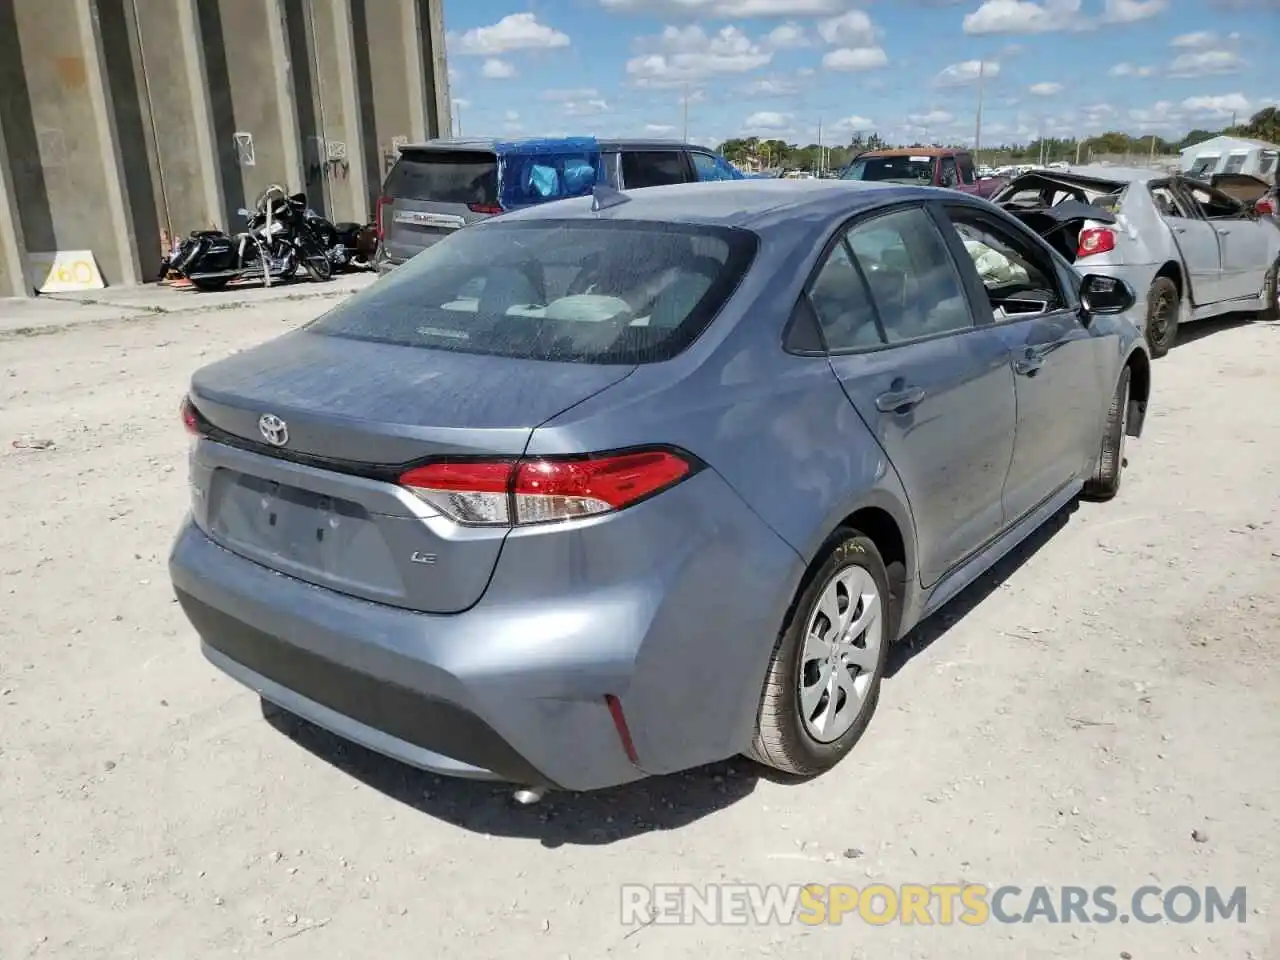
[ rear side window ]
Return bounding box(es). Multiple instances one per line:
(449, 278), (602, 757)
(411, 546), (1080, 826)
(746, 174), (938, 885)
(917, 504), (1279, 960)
(957, 154), (976, 185)
(622, 151), (689, 188)
(692, 152), (741, 182)
(383, 150), (498, 205)
(307, 219), (758, 364)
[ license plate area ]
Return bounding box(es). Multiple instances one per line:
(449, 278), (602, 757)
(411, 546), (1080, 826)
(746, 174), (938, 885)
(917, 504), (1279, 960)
(208, 469), (406, 597)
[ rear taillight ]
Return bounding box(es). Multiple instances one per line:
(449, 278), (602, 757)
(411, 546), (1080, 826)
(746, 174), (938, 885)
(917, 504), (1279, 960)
(1257, 198), (1276, 216)
(180, 396), (200, 435)
(1077, 227), (1116, 258)
(399, 448), (697, 526)
(467, 202), (503, 215)
(375, 196), (393, 240)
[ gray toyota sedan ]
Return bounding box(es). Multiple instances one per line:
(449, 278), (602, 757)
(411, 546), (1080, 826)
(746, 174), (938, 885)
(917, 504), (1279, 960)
(171, 179), (1151, 793)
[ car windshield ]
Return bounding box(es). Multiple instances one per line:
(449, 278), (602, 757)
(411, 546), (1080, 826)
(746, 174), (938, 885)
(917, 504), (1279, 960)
(843, 156), (935, 184)
(308, 219), (758, 364)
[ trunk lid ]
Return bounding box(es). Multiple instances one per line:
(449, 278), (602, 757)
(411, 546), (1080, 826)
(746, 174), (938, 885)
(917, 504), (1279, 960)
(188, 330), (634, 613)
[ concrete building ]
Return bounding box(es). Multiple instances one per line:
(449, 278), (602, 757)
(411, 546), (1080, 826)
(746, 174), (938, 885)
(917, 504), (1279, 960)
(1180, 135), (1280, 181)
(0, 0), (451, 298)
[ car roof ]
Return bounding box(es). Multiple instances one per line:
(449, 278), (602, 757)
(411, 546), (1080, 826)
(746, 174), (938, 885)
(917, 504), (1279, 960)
(398, 136), (716, 154)
(488, 179), (937, 231)
(857, 148), (962, 158)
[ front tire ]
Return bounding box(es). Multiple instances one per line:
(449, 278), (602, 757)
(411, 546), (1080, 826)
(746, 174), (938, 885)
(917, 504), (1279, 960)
(747, 531), (891, 777)
(1145, 277), (1179, 358)
(1083, 367), (1131, 502)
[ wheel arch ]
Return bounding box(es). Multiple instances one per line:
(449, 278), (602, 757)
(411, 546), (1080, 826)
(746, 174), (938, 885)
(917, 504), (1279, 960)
(798, 489), (919, 642)
(1154, 259), (1184, 301)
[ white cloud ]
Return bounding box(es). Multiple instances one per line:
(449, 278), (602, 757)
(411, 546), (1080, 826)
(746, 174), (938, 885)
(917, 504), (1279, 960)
(822, 47), (889, 71)
(813, 11), (885, 71)
(627, 25), (773, 86)
(1109, 62), (1156, 77)
(816, 10), (876, 46)
(562, 98), (611, 116)
(935, 59), (1000, 86)
(645, 123), (676, 134)
(453, 97), (471, 109)
(1171, 30), (1216, 48)
(830, 114), (875, 130)
(1028, 81), (1063, 95)
(962, 0), (1083, 35)
(908, 109), (955, 125)
(743, 76), (801, 96)
(744, 110), (792, 131)
(1100, 0), (1167, 22)
(1182, 93), (1251, 116)
(450, 13), (570, 56)
(1168, 49), (1244, 77)
(764, 23), (808, 48)
(481, 58), (516, 79)
(601, 0), (852, 15)
(542, 88), (600, 101)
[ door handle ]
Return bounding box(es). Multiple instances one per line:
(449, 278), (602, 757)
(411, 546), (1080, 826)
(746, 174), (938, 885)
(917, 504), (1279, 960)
(875, 387), (926, 413)
(1173, 226), (1186, 234)
(1013, 348), (1044, 376)
(1216, 228), (1231, 235)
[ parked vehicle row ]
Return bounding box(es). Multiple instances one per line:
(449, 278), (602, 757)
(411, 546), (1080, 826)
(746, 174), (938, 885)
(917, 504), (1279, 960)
(994, 167), (1280, 356)
(374, 137), (745, 273)
(171, 176), (1154, 797)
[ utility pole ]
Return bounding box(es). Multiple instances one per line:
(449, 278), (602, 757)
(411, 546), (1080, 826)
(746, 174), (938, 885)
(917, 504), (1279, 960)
(974, 58), (985, 158)
(682, 83), (689, 142)
(817, 116), (823, 177)
(453, 99), (463, 137)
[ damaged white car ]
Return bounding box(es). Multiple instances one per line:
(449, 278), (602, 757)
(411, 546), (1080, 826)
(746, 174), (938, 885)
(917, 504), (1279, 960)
(995, 167), (1280, 357)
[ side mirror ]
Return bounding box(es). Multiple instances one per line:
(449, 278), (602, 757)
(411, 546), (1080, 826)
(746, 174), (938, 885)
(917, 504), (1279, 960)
(1079, 273), (1135, 316)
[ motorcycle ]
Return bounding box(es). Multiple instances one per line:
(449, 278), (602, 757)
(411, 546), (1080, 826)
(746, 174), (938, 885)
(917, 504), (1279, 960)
(306, 215), (379, 272)
(160, 185), (337, 291)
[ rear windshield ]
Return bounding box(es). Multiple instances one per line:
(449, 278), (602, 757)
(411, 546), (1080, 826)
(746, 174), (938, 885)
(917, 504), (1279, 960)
(383, 150), (498, 205)
(307, 219), (758, 364)
(843, 156), (935, 185)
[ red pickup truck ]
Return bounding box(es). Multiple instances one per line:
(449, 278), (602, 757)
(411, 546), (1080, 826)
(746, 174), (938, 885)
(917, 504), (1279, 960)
(840, 148), (1007, 199)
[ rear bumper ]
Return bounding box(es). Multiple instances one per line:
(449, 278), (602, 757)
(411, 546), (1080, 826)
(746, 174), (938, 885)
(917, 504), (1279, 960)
(168, 466), (803, 791)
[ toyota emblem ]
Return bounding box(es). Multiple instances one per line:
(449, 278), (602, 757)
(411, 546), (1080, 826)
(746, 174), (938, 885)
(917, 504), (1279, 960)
(258, 413), (289, 447)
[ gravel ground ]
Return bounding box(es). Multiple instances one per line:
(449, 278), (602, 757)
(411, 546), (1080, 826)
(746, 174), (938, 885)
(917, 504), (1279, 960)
(1, 301), (1276, 960)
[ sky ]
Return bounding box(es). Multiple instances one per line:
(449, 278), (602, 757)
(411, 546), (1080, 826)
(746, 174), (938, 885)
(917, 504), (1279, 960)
(441, 0), (1280, 149)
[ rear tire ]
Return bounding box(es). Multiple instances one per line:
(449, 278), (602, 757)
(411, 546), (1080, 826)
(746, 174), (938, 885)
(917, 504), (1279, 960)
(1145, 277), (1179, 358)
(303, 253), (333, 283)
(1261, 258), (1279, 323)
(746, 530), (891, 777)
(1083, 367), (1131, 502)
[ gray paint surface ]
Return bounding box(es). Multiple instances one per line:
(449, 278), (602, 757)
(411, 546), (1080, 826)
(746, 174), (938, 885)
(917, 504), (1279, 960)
(172, 180), (1151, 791)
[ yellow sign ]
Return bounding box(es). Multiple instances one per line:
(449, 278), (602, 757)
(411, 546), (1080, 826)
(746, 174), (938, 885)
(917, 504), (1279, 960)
(27, 250), (105, 293)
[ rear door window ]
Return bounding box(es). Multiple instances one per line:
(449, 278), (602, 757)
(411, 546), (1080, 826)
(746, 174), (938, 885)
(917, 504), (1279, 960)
(308, 219), (758, 364)
(957, 154), (976, 185)
(383, 150), (498, 204)
(621, 151), (690, 188)
(940, 157), (959, 187)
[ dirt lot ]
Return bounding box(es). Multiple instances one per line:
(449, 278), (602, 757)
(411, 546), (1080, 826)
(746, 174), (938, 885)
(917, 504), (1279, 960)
(1, 299), (1277, 960)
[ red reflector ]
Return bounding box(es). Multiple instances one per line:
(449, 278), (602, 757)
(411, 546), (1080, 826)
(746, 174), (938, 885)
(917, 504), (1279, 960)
(1077, 227), (1116, 258)
(514, 451), (691, 511)
(1257, 199), (1276, 216)
(467, 202), (503, 215)
(180, 396), (199, 435)
(375, 196), (393, 240)
(605, 694), (639, 765)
